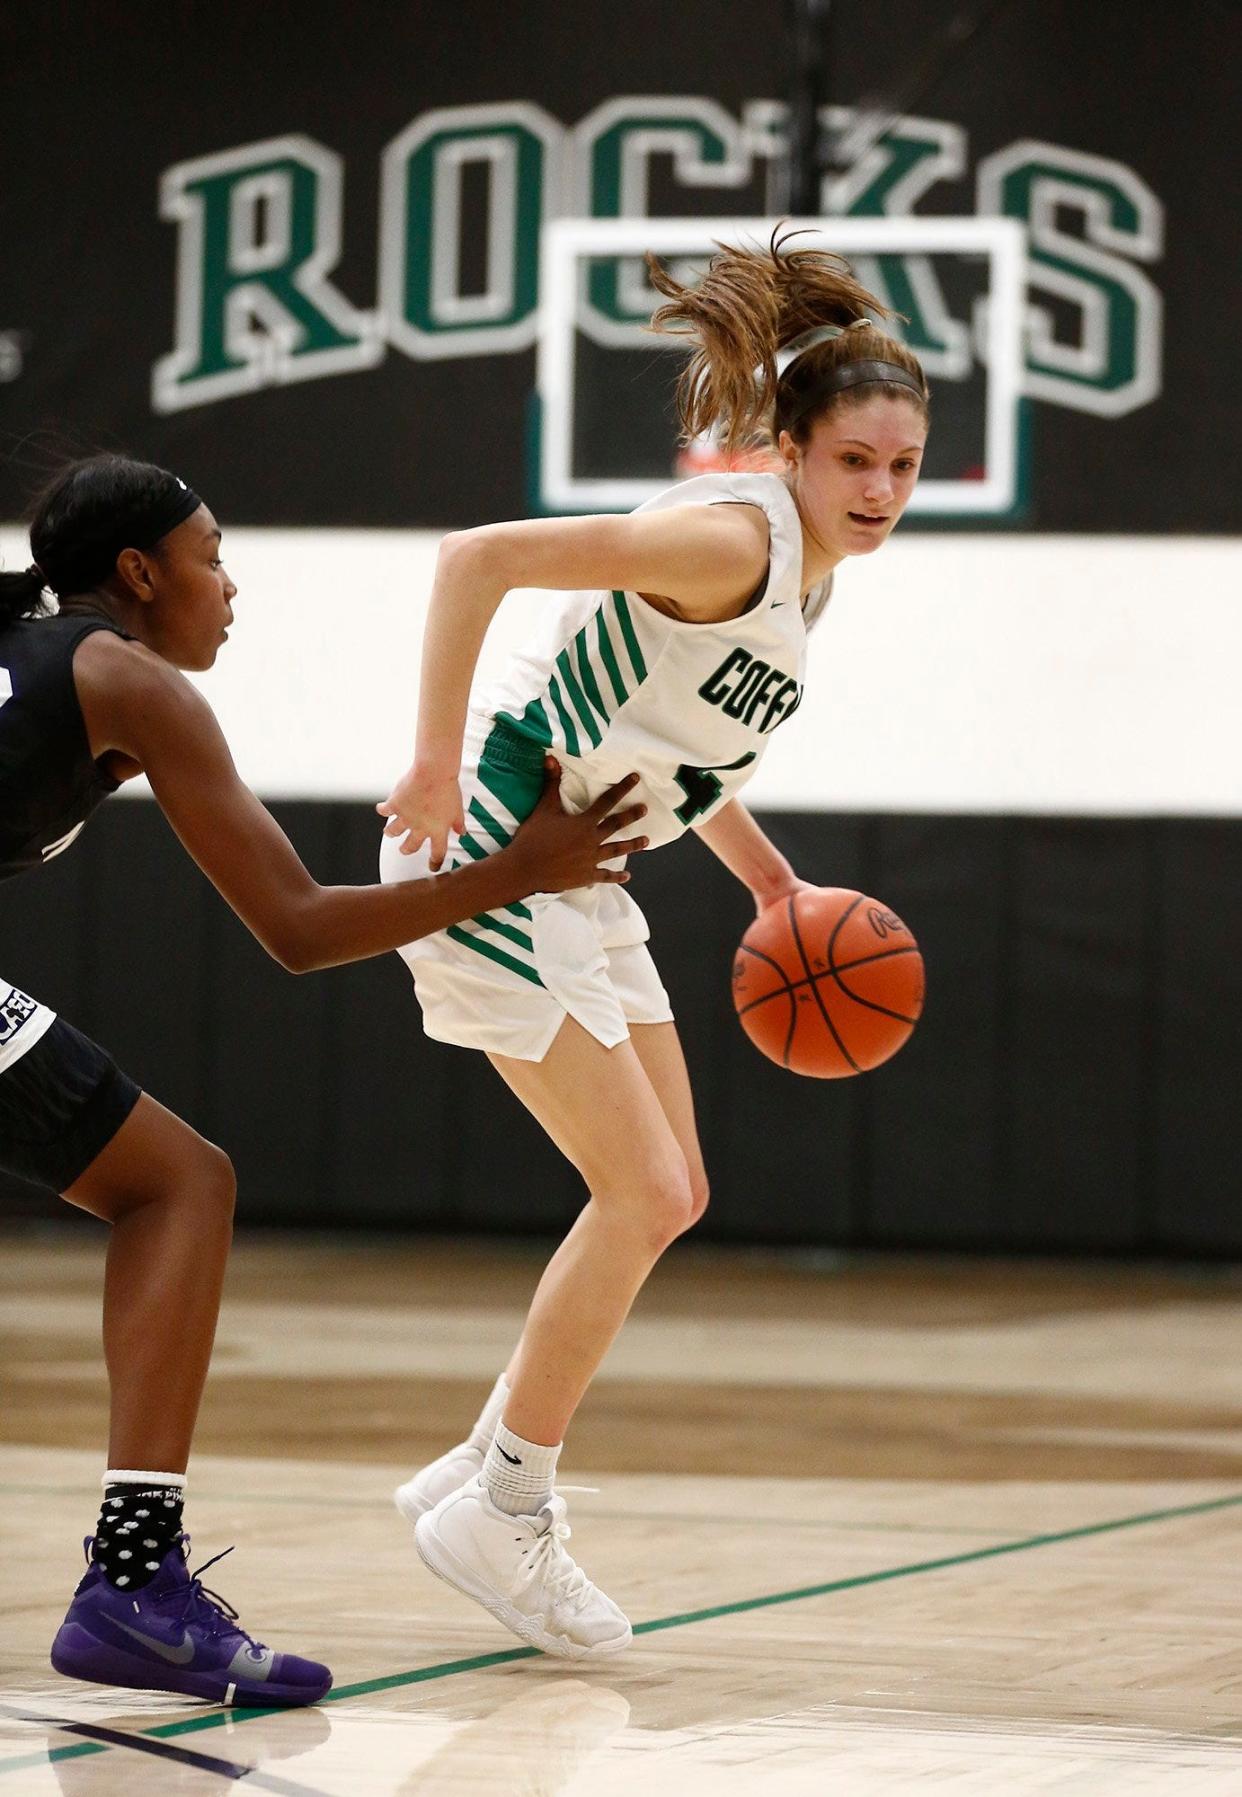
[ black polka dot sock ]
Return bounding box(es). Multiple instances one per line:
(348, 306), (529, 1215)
(94, 1471), (186, 1590)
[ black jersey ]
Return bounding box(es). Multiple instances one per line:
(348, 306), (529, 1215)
(0, 614), (130, 882)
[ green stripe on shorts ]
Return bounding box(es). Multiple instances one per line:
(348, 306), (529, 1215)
(445, 924), (545, 987)
(471, 912), (535, 952)
(467, 795), (513, 847)
(477, 725), (544, 825)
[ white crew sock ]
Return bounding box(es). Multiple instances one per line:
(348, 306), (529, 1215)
(483, 1420), (561, 1517)
(102, 1469), (186, 1489)
(467, 1374), (511, 1456)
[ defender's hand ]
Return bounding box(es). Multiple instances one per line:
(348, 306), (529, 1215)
(508, 761), (648, 894)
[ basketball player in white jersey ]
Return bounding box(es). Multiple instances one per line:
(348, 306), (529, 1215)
(378, 232), (930, 1657)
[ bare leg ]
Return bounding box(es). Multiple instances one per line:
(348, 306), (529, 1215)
(63, 1094), (236, 1473)
(626, 1019), (710, 1219)
(488, 1018), (709, 1446)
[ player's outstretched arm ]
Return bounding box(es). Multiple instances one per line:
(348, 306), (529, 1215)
(73, 634), (646, 972)
(693, 798), (813, 916)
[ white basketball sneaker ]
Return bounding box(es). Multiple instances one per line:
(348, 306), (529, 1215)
(393, 1443), (485, 1525)
(414, 1475), (632, 1660)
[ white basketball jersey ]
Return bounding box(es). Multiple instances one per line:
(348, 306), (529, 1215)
(473, 473), (829, 848)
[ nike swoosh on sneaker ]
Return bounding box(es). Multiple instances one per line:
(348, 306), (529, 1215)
(112, 1619), (195, 1664)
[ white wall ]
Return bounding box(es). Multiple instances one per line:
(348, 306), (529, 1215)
(2, 525), (1237, 814)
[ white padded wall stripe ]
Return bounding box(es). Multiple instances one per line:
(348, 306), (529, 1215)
(2, 525), (1236, 814)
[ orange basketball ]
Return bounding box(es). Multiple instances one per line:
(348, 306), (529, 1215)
(732, 887), (924, 1078)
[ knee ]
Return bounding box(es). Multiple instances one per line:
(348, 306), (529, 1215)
(192, 1141), (237, 1226)
(631, 1159), (700, 1251)
(685, 1166), (710, 1230)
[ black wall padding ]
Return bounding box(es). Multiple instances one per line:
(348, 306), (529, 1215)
(2, 802), (1237, 1254)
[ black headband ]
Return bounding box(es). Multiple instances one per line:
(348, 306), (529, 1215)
(781, 359), (927, 429)
(128, 477), (203, 548)
(37, 475), (202, 598)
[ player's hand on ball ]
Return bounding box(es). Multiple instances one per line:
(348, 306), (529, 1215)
(376, 767), (464, 869)
(509, 760), (648, 893)
(752, 874), (818, 917)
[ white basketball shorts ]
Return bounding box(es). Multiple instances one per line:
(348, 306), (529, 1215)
(378, 716), (673, 1062)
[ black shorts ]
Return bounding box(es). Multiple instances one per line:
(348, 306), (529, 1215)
(0, 1016), (142, 1193)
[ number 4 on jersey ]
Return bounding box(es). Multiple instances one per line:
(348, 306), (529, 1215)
(673, 752), (757, 825)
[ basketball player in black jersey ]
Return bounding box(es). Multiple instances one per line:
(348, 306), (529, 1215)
(0, 453), (646, 1707)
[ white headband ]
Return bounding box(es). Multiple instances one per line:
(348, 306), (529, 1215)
(773, 319), (870, 378)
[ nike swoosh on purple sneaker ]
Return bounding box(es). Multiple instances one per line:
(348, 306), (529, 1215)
(112, 1619), (195, 1663)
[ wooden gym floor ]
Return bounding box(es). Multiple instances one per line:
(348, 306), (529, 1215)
(1, 1230), (1240, 1793)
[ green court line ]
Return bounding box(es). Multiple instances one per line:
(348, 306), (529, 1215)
(3, 1488), (1240, 1777)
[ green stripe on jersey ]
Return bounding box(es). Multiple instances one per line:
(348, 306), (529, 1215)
(546, 675), (580, 756)
(494, 696), (553, 750)
(595, 607), (629, 707)
(611, 591), (648, 683)
(572, 626), (610, 724)
(445, 924), (545, 986)
(555, 650), (603, 747)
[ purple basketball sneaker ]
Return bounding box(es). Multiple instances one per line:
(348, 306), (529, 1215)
(51, 1537), (332, 1707)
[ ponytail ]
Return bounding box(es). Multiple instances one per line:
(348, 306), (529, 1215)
(0, 567), (52, 626)
(647, 226), (928, 452)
